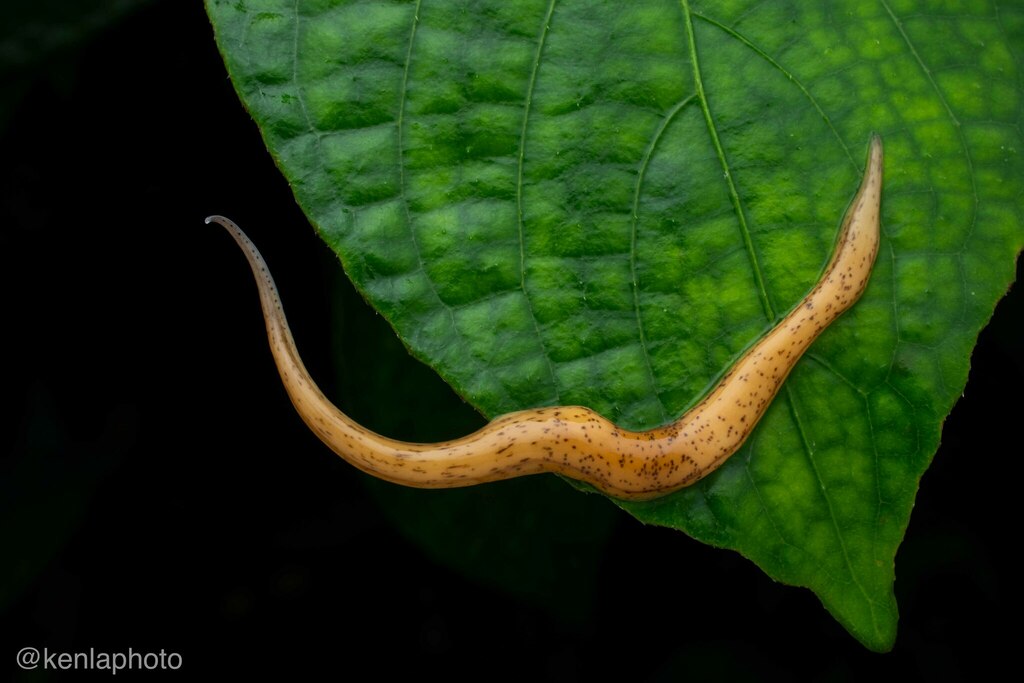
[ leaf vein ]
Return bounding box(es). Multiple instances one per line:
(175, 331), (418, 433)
(880, 0), (980, 251)
(393, 1), (515, 407)
(516, 0), (561, 402)
(630, 94), (696, 423)
(691, 10), (857, 169)
(679, 0), (774, 321)
(783, 385), (882, 638)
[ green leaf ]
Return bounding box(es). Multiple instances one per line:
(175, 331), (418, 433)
(205, 0), (1024, 651)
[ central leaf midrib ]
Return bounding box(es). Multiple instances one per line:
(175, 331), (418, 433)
(679, 0), (774, 321)
(680, 0), (878, 635)
(784, 385), (883, 641)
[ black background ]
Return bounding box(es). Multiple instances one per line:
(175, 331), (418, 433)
(3, 1), (1020, 680)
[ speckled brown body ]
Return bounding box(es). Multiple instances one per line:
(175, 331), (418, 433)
(209, 136), (882, 501)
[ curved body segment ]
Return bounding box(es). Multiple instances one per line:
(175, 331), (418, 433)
(209, 135), (882, 501)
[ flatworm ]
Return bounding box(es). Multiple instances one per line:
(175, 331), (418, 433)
(209, 135), (882, 501)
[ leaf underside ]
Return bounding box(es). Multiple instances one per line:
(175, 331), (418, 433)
(206, 0), (1024, 651)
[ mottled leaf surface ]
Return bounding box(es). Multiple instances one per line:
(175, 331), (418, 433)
(206, 0), (1024, 650)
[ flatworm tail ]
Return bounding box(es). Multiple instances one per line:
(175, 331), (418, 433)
(208, 135), (882, 501)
